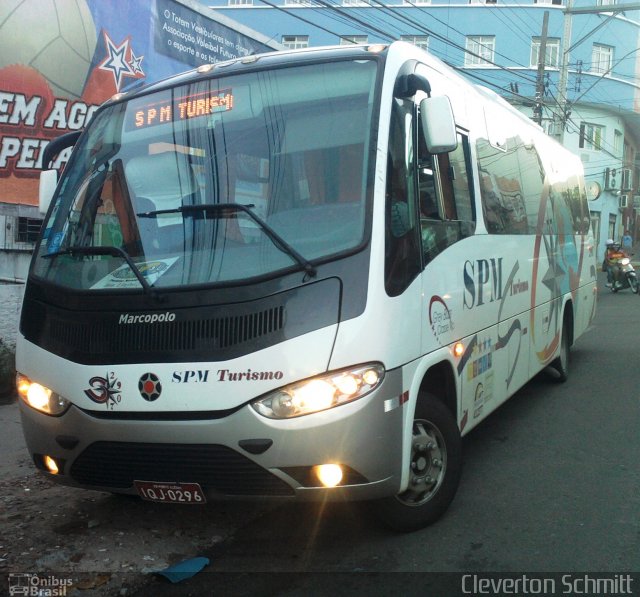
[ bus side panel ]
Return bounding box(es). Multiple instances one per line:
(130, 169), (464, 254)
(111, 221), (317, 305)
(421, 233), (535, 433)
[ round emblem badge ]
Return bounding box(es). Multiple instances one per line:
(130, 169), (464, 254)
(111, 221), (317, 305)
(138, 373), (162, 401)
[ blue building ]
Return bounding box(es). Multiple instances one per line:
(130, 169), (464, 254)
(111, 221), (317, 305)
(206, 0), (640, 258)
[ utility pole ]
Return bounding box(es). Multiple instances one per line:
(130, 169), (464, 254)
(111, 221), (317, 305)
(555, 2), (640, 143)
(534, 11), (549, 126)
(555, 0), (573, 142)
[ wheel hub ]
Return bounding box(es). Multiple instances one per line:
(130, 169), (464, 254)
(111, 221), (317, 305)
(398, 420), (447, 506)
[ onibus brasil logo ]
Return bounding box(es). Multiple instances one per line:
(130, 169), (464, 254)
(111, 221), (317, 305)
(9, 573), (73, 596)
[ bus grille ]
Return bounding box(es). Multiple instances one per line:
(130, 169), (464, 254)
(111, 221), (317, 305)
(69, 442), (294, 496)
(50, 306), (284, 353)
(21, 276), (341, 364)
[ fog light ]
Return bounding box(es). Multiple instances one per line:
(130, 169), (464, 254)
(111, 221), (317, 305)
(313, 464), (343, 488)
(43, 455), (60, 474)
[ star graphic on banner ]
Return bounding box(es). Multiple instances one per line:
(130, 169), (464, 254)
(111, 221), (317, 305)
(98, 33), (136, 91)
(129, 50), (145, 76)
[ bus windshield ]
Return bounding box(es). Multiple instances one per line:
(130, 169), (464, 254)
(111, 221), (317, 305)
(34, 58), (379, 290)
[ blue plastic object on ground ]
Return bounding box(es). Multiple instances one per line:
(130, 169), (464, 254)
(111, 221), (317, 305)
(155, 556), (210, 583)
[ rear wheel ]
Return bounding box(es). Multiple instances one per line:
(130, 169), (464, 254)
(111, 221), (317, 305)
(550, 316), (570, 382)
(370, 394), (461, 532)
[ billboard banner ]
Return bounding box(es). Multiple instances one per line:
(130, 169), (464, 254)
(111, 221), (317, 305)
(0, 0), (275, 207)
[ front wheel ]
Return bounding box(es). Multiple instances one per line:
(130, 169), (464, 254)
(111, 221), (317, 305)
(629, 275), (639, 294)
(369, 395), (461, 532)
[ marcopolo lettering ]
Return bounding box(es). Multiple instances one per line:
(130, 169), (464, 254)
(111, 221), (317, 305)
(119, 312), (176, 324)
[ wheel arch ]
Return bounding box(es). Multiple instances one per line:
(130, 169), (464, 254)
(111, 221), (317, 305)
(417, 360), (458, 420)
(398, 356), (459, 492)
(562, 297), (575, 348)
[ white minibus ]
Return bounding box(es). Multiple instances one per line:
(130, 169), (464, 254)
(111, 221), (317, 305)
(16, 42), (597, 531)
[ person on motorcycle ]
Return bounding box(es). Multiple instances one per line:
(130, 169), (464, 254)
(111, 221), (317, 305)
(604, 239), (628, 288)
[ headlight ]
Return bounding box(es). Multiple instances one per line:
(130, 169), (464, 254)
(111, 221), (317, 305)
(251, 363), (385, 419)
(621, 257), (630, 266)
(16, 373), (70, 416)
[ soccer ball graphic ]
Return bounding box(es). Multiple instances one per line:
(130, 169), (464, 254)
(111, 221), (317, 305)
(139, 373), (162, 402)
(0, 0), (97, 98)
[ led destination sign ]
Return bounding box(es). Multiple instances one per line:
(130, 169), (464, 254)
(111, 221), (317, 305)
(130, 89), (234, 129)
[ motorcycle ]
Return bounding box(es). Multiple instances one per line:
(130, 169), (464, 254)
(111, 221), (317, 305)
(610, 255), (639, 293)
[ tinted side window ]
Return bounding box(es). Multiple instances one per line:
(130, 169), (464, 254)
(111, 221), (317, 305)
(418, 124), (475, 264)
(385, 98), (421, 296)
(550, 173), (591, 235)
(477, 135), (545, 235)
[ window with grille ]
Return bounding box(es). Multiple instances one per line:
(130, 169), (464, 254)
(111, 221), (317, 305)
(464, 36), (495, 67)
(400, 35), (429, 50)
(17, 217), (43, 243)
(530, 37), (560, 68)
(281, 35), (309, 49)
(579, 122), (604, 151)
(613, 130), (622, 155)
(340, 35), (368, 45)
(591, 44), (613, 74)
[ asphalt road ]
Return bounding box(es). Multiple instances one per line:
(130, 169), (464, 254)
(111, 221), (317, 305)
(3, 277), (637, 597)
(135, 279), (639, 596)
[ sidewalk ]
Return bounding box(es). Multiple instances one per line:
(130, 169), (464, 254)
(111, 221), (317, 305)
(0, 397), (30, 481)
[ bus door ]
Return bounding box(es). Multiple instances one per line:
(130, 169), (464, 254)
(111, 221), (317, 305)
(414, 101), (498, 427)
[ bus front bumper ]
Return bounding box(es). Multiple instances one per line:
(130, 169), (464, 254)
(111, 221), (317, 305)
(18, 369), (406, 502)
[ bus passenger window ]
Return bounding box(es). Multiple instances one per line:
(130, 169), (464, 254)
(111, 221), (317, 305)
(476, 135), (544, 235)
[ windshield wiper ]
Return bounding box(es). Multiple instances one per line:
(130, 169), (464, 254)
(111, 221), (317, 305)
(138, 202), (317, 278)
(42, 245), (155, 295)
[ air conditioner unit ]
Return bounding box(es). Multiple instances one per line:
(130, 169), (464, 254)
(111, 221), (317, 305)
(604, 167), (618, 191)
(621, 168), (633, 192)
(619, 194), (629, 209)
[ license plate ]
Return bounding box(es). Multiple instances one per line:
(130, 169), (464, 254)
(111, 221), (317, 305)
(134, 481), (206, 504)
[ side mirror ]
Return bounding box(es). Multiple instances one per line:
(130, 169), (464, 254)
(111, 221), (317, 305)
(38, 130), (82, 215)
(420, 96), (458, 154)
(39, 169), (58, 215)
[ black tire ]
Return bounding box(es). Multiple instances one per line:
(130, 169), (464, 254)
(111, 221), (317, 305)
(629, 275), (639, 294)
(550, 316), (570, 382)
(369, 394), (461, 532)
